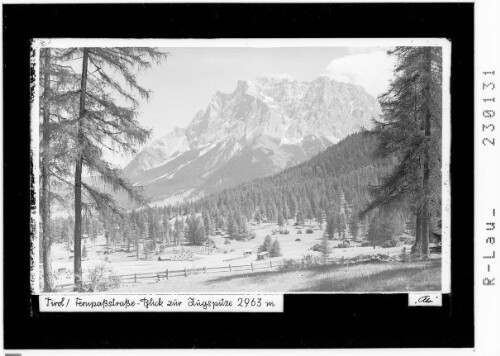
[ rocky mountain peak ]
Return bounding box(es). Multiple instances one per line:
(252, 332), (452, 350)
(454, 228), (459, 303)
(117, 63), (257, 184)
(122, 75), (380, 204)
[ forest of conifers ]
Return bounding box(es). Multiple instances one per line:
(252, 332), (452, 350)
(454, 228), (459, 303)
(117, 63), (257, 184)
(50, 132), (414, 254)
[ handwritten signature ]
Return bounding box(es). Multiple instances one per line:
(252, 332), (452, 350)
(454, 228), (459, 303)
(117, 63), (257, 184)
(417, 295), (433, 303)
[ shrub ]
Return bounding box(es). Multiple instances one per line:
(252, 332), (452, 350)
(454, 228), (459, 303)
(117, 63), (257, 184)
(382, 239), (398, 248)
(82, 264), (120, 292)
(305, 228), (314, 234)
(278, 253), (327, 272)
(224, 239), (231, 245)
(248, 231), (256, 239)
(281, 229), (290, 235)
(279, 258), (301, 272)
(302, 253), (323, 267)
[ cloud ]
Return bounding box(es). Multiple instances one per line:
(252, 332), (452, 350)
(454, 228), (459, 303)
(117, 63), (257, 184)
(323, 50), (397, 97)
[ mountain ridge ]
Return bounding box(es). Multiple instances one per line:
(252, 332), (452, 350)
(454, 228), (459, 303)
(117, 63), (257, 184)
(122, 75), (381, 204)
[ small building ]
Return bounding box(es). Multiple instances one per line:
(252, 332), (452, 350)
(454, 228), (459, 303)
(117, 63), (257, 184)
(243, 249), (252, 257)
(215, 229), (222, 236)
(257, 251), (269, 260)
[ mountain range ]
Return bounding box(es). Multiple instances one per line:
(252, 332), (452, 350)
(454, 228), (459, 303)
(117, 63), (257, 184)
(122, 75), (381, 205)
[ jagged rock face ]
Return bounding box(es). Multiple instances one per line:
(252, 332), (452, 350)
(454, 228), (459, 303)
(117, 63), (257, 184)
(122, 76), (380, 204)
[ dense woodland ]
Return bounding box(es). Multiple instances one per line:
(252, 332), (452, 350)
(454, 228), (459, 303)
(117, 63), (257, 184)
(39, 46), (442, 292)
(49, 132), (411, 258)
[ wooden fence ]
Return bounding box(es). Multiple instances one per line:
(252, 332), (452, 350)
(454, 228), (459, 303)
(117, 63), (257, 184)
(54, 246), (409, 291)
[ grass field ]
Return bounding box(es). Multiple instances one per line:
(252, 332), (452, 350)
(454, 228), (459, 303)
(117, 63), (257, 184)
(112, 258), (441, 293)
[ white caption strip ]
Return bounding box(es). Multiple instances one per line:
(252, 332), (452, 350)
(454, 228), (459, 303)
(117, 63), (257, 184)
(39, 294), (283, 312)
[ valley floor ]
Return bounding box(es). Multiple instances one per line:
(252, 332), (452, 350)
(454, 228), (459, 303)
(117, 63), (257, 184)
(112, 259), (441, 293)
(46, 220), (437, 293)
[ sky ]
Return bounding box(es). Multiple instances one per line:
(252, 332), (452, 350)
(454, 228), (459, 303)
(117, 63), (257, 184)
(111, 46), (396, 167)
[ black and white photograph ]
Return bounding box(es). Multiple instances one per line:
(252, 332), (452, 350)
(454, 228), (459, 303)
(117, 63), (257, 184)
(32, 39), (451, 295)
(4, 0), (485, 352)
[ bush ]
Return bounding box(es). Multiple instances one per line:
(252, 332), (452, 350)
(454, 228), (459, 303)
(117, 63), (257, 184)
(281, 229), (290, 235)
(82, 264), (120, 292)
(224, 239), (231, 245)
(302, 253), (323, 266)
(382, 239), (398, 248)
(297, 230), (302, 234)
(248, 231), (256, 239)
(305, 228), (314, 234)
(278, 258), (301, 272)
(278, 254), (325, 272)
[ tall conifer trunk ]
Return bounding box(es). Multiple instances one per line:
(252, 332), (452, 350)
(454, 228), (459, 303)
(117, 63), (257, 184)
(41, 48), (53, 291)
(74, 48), (89, 290)
(421, 48), (432, 257)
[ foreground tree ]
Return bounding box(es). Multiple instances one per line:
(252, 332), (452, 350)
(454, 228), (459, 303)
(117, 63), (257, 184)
(39, 48), (54, 291)
(362, 47), (442, 256)
(39, 47), (79, 291)
(65, 47), (167, 289)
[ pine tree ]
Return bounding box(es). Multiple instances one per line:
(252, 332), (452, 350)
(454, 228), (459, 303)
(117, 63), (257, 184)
(237, 214), (249, 240)
(362, 47), (442, 257)
(39, 48), (54, 291)
(227, 214), (238, 240)
(186, 214), (207, 245)
(162, 216), (171, 244)
(173, 218), (183, 246)
(270, 239), (281, 258)
(326, 216), (335, 240)
(296, 209), (304, 226)
(254, 209), (261, 226)
(258, 235), (274, 254)
(202, 212), (214, 237)
(277, 211), (284, 232)
(315, 208), (324, 230)
(320, 230), (331, 261)
(348, 218), (359, 240)
(65, 47), (166, 289)
(39, 48), (79, 291)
